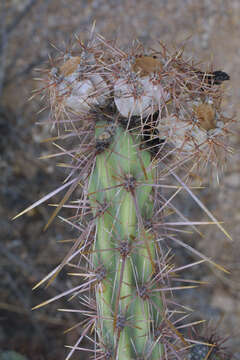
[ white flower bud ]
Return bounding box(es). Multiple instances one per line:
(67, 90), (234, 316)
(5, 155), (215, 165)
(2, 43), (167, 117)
(59, 74), (109, 113)
(114, 76), (170, 118)
(159, 115), (208, 152)
(65, 79), (94, 112)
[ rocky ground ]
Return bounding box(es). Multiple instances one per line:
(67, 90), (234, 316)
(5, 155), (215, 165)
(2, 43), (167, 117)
(1, 1), (240, 359)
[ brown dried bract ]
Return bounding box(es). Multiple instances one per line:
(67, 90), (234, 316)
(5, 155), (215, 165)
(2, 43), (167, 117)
(132, 55), (163, 76)
(193, 103), (216, 131)
(59, 56), (81, 76)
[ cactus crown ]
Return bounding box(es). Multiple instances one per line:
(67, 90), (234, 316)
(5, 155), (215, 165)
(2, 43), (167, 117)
(26, 30), (233, 359)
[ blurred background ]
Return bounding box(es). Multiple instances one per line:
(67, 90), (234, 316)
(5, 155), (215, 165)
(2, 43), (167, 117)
(1, 1), (240, 359)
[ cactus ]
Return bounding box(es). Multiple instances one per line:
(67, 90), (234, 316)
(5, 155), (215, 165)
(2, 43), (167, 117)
(16, 29), (233, 359)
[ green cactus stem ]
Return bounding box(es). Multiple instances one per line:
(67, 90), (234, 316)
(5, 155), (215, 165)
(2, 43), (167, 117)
(88, 119), (163, 358)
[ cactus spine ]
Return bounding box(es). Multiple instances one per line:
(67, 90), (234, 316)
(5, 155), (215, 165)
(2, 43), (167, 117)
(22, 30), (233, 359)
(88, 119), (163, 358)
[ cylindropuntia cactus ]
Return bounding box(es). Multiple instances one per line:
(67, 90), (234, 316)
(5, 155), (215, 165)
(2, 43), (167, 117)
(16, 28), (234, 359)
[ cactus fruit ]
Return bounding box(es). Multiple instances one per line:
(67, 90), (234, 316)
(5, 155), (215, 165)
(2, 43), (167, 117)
(20, 30), (234, 359)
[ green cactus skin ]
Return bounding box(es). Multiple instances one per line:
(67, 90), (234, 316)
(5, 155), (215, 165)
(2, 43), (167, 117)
(88, 120), (163, 358)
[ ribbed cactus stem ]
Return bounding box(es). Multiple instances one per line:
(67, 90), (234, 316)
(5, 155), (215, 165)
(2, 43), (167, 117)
(88, 119), (163, 358)
(16, 30), (232, 360)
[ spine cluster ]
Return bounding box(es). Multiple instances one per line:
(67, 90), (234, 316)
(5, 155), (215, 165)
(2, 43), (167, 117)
(33, 32), (233, 359)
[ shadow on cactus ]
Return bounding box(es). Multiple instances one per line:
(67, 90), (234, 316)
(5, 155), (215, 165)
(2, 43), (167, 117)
(15, 28), (234, 359)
